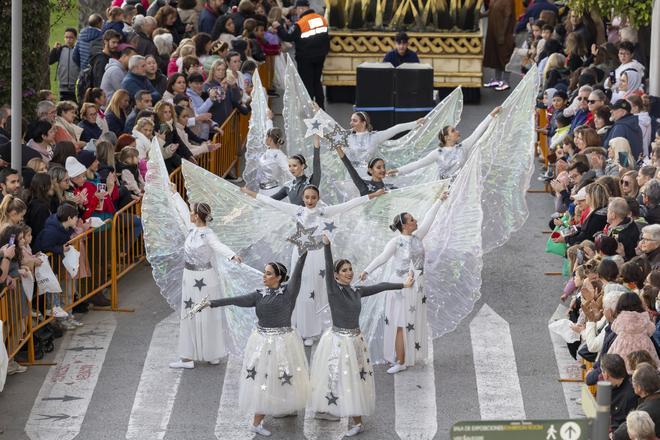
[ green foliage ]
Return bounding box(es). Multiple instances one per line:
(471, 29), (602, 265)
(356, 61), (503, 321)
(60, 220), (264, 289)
(566, 0), (653, 28)
(0, 0), (52, 118)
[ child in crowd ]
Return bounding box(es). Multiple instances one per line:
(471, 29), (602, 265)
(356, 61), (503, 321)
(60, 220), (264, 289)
(102, 7), (127, 41)
(116, 147), (145, 199)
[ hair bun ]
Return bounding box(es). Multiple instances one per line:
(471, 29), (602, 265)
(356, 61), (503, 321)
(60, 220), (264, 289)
(388, 223), (397, 232)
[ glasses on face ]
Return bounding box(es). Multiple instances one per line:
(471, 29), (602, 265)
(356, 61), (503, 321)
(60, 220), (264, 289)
(641, 237), (657, 242)
(620, 180), (630, 186)
(588, 100), (598, 104)
(577, 97), (587, 101)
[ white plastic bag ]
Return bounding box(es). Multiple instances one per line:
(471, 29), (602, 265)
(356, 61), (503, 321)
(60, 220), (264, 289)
(548, 319), (581, 343)
(35, 254), (62, 294)
(20, 270), (34, 302)
(0, 321), (7, 392)
(62, 247), (80, 278)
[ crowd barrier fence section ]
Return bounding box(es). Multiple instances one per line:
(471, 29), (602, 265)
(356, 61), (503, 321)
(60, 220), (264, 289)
(0, 281), (31, 360)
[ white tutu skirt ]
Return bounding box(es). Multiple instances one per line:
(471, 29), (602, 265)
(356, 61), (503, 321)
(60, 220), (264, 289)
(291, 247), (327, 338)
(178, 266), (226, 361)
(309, 327), (375, 417)
(383, 270), (428, 366)
(238, 326), (310, 415)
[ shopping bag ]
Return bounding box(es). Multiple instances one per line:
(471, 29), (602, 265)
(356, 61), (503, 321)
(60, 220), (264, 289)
(548, 318), (581, 343)
(63, 247), (80, 278)
(35, 254), (62, 294)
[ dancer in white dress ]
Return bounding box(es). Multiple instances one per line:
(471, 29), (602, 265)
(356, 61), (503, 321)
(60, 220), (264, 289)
(359, 194), (445, 373)
(345, 111), (424, 178)
(309, 236), (413, 437)
(240, 184), (385, 346)
(269, 136), (321, 206)
(254, 126), (294, 196)
(168, 193), (242, 369)
(387, 107), (502, 180)
(192, 255), (310, 437)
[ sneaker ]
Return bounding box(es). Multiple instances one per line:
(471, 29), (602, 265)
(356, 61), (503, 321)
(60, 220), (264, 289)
(495, 82), (510, 91)
(314, 412), (340, 421)
(483, 79), (501, 88)
(169, 360), (194, 369)
(7, 359), (27, 375)
(52, 306), (69, 319)
(32, 310), (43, 319)
(208, 359), (221, 365)
(227, 176), (244, 183)
(345, 424), (364, 437)
(249, 423), (271, 436)
(386, 363), (407, 374)
(59, 319), (77, 330)
(68, 318), (84, 327)
(304, 338), (314, 347)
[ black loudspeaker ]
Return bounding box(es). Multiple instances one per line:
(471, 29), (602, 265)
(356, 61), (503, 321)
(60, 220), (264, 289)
(355, 63), (395, 108)
(394, 64), (434, 108)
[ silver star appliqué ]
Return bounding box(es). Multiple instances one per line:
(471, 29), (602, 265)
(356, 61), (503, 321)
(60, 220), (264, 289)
(324, 124), (351, 151)
(287, 222), (324, 253)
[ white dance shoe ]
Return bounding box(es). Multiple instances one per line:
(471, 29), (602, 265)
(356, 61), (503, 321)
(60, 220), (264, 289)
(208, 359), (221, 365)
(386, 363), (407, 374)
(249, 422), (271, 436)
(345, 423), (364, 436)
(169, 360), (194, 369)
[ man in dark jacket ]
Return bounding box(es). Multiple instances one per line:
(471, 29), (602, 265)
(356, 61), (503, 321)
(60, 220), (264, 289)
(89, 30), (122, 91)
(198, 0), (224, 35)
(49, 28), (80, 101)
(601, 354), (639, 430)
(604, 99), (644, 159)
(514, 0), (559, 33)
(121, 55), (161, 103)
(613, 363), (660, 439)
(642, 179), (660, 224)
(383, 32), (420, 67)
(127, 15), (158, 58)
(33, 204), (78, 256)
(73, 14), (104, 70)
(273, 0), (330, 108)
(606, 197), (640, 260)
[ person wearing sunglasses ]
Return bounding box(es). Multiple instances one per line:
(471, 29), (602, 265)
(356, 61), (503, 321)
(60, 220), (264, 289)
(569, 86), (594, 133)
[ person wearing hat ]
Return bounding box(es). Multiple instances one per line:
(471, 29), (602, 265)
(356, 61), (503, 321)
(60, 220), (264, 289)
(382, 32), (419, 67)
(272, 0), (330, 109)
(603, 99), (644, 160)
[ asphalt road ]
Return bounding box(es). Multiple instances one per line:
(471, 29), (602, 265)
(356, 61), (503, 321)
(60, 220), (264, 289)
(0, 72), (574, 440)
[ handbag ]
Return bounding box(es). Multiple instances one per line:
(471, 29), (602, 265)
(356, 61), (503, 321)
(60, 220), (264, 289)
(545, 226), (568, 257)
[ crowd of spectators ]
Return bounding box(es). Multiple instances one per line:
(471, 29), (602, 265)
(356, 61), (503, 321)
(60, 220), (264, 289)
(527, 3), (660, 438)
(0, 0), (309, 381)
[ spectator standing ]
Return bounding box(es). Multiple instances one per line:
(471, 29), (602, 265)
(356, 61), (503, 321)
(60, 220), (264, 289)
(49, 28), (80, 102)
(613, 363), (660, 439)
(103, 7), (128, 41)
(121, 55), (162, 103)
(273, 0), (329, 108)
(514, 0), (558, 34)
(101, 47), (135, 103)
(211, 15), (238, 45)
(627, 95), (652, 158)
(382, 32), (420, 67)
(88, 30), (122, 92)
(198, 0), (224, 35)
(155, 5), (185, 45)
(604, 100), (644, 160)
(128, 15), (159, 59)
(482, 0), (515, 91)
(73, 14), (105, 70)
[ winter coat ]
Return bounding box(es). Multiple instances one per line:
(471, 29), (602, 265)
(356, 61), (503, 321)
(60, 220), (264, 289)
(607, 218), (640, 261)
(49, 45), (80, 90)
(89, 52), (111, 90)
(78, 119), (102, 143)
(566, 207), (608, 246)
(102, 21), (127, 41)
(198, 4), (220, 35)
(514, 0), (558, 33)
(203, 81), (249, 126)
(613, 392), (660, 440)
(33, 214), (74, 256)
(116, 161), (144, 195)
(120, 71), (161, 103)
(608, 310), (660, 374)
(73, 26), (103, 70)
(483, 0), (515, 71)
(603, 114), (644, 159)
(149, 72), (168, 97)
(106, 110), (127, 137)
(276, 10), (330, 63)
(128, 31), (159, 59)
(101, 59), (128, 102)
(26, 198), (52, 240)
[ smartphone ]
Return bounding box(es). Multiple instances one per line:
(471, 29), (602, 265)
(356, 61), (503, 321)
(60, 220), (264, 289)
(97, 183), (107, 193)
(8, 234), (15, 246)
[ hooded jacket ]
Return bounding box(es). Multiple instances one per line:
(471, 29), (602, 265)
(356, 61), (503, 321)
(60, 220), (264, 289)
(73, 26), (104, 70)
(603, 114), (644, 159)
(100, 58), (127, 102)
(34, 214), (74, 256)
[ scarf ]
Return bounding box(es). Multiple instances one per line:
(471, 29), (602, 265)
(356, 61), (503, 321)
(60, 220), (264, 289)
(55, 116), (82, 142)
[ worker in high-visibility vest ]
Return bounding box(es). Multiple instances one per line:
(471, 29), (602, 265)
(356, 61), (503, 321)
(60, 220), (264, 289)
(272, 0), (330, 109)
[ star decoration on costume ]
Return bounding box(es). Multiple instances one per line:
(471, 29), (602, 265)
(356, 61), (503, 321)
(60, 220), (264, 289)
(421, 296), (427, 304)
(280, 371), (293, 385)
(309, 291), (315, 300)
(409, 306), (416, 313)
(415, 342), (421, 351)
(325, 392), (338, 405)
(406, 323), (415, 332)
(287, 222), (324, 253)
(246, 366), (257, 380)
(193, 278), (207, 291)
(359, 368), (367, 381)
(384, 316), (389, 325)
(184, 298), (194, 309)
(319, 269), (326, 278)
(303, 109), (334, 138)
(260, 384), (268, 390)
(324, 124), (351, 151)
(322, 221), (336, 233)
(296, 210), (303, 218)
(366, 183), (377, 193)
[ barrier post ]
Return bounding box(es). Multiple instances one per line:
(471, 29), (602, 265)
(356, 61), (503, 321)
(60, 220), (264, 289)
(593, 381), (612, 439)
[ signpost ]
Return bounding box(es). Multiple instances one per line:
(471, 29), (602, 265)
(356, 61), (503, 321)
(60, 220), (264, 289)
(451, 419), (591, 440)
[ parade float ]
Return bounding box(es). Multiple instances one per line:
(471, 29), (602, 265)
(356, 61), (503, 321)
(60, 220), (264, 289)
(322, 0), (486, 102)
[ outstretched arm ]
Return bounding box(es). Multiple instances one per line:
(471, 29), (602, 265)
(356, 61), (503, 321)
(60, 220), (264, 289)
(204, 230), (238, 261)
(287, 251), (308, 302)
(370, 120), (419, 147)
(210, 291), (260, 308)
(309, 136), (322, 187)
(415, 197), (444, 240)
(323, 240), (336, 295)
(391, 149), (440, 176)
(358, 282), (405, 298)
(462, 107), (501, 151)
(338, 147), (369, 196)
(253, 191), (300, 217)
(361, 237), (397, 278)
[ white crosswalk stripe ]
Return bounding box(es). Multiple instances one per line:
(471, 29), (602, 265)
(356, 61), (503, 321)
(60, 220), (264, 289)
(125, 312), (182, 440)
(214, 355), (255, 439)
(25, 314), (117, 440)
(469, 304), (526, 420)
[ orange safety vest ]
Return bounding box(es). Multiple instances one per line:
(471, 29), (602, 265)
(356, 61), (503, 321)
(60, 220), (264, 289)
(296, 13), (328, 39)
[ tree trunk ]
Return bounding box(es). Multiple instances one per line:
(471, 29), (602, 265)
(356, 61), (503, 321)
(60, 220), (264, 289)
(78, 0), (109, 28)
(0, 0), (51, 120)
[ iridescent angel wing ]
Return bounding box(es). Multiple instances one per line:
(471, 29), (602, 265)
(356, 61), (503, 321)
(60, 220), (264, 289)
(143, 137), (188, 311)
(181, 160), (295, 269)
(242, 69), (270, 191)
(479, 64), (539, 253)
(282, 54), (318, 158)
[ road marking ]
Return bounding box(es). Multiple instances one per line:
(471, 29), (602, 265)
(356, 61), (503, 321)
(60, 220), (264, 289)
(25, 314), (117, 440)
(304, 344), (347, 440)
(395, 333), (437, 439)
(549, 304), (586, 418)
(469, 304), (526, 420)
(215, 355), (255, 439)
(125, 312), (182, 440)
